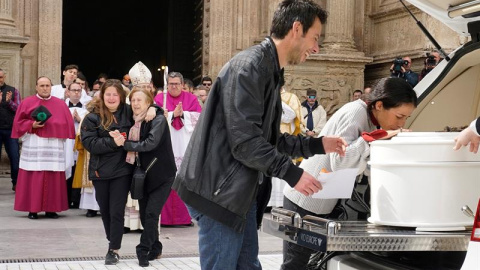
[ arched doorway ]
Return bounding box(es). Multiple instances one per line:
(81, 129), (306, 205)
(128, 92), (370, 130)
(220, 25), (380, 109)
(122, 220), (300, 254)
(62, 0), (195, 88)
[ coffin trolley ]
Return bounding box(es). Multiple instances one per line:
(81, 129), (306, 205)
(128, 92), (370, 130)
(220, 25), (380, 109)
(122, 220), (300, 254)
(262, 208), (471, 252)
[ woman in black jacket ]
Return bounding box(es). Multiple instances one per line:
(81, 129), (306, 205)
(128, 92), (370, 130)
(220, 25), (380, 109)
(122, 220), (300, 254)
(109, 87), (176, 267)
(81, 80), (156, 265)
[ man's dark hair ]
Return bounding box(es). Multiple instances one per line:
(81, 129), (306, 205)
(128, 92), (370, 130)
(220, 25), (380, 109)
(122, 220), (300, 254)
(76, 71), (87, 81)
(36, 76), (52, 85)
(64, 64), (79, 72)
(201, 76), (212, 83)
(67, 82), (81, 90)
(92, 80), (102, 87)
(270, 0), (328, 39)
(353, 89), (363, 95)
(184, 78), (194, 88)
(98, 73), (108, 80)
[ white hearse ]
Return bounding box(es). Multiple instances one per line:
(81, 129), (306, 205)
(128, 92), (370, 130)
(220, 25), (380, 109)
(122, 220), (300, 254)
(263, 0), (480, 269)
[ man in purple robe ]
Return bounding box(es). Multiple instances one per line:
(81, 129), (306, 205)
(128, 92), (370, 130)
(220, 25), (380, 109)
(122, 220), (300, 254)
(154, 72), (202, 226)
(11, 76), (75, 219)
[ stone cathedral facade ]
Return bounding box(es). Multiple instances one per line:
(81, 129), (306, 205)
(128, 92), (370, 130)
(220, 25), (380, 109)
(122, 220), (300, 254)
(0, 0), (467, 169)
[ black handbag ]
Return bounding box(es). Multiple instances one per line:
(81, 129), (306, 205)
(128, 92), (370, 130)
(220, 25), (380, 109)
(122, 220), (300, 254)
(131, 156), (158, 200)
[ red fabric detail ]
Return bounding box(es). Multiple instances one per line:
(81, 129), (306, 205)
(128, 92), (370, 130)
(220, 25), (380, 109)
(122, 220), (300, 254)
(161, 190), (192, 225)
(171, 117), (184, 130)
(14, 169), (69, 212)
(11, 95), (75, 139)
(154, 91), (202, 112)
(154, 91), (201, 131)
(368, 110), (379, 127)
(361, 129), (388, 142)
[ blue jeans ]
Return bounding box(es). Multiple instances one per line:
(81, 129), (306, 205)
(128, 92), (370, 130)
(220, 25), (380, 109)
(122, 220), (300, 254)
(0, 129), (19, 185)
(188, 203), (262, 270)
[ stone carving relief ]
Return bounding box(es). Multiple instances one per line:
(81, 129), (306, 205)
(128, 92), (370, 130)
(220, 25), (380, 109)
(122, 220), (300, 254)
(0, 59), (8, 68)
(285, 76), (353, 117)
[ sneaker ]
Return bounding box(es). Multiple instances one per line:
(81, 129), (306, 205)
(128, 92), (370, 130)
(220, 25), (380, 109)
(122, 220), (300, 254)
(105, 250), (119, 265)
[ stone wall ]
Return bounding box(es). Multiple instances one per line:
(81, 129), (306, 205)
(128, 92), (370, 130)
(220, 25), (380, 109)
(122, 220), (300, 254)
(204, 0), (372, 117)
(0, 1), (469, 172)
(0, 0), (62, 173)
(363, 0), (466, 87)
(0, 0), (62, 99)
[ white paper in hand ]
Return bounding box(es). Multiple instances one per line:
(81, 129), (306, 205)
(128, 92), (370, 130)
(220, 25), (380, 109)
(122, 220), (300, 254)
(311, 168), (358, 199)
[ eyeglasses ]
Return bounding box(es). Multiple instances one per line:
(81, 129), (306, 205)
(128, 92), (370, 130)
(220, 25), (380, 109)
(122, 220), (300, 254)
(203, 83), (212, 86)
(308, 95), (316, 99)
(69, 89), (82, 93)
(168, 83), (181, 87)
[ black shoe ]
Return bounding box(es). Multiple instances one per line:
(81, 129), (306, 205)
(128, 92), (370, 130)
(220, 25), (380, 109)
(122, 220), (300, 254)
(147, 242), (163, 261)
(86, 210), (97, 217)
(28, 212), (38, 219)
(137, 251), (149, 267)
(138, 258), (149, 267)
(123, 227), (131, 234)
(69, 202), (79, 209)
(105, 250), (119, 265)
(160, 221), (194, 228)
(12, 185), (15, 192)
(45, 212), (59, 219)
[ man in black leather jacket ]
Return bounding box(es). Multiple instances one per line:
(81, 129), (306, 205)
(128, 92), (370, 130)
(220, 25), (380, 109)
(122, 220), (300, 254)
(172, 1), (347, 269)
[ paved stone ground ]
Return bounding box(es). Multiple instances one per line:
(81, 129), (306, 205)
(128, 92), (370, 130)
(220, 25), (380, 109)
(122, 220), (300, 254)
(0, 255), (283, 269)
(0, 176), (283, 269)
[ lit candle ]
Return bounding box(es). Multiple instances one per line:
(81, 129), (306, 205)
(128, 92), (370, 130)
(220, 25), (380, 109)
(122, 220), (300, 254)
(163, 66), (168, 110)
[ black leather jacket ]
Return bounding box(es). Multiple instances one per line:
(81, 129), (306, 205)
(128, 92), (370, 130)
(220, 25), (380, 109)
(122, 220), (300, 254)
(81, 104), (134, 180)
(123, 113), (176, 193)
(173, 37), (326, 233)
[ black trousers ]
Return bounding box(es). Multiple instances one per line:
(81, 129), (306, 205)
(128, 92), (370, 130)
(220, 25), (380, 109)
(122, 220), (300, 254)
(281, 196), (329, 270)
(66, 163), (81, 207)
(93, 175), (131, 250)
(136, 179), (174, 255)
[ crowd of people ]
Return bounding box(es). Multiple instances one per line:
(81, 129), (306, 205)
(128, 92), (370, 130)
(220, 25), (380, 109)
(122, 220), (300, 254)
(0, 59), (212, 266)
(1, 0), (479, 269)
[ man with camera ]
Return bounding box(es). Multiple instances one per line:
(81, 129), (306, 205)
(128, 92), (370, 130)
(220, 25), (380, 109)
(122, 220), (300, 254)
(390, 56), (419, 87)
(419, 52), (441, 81)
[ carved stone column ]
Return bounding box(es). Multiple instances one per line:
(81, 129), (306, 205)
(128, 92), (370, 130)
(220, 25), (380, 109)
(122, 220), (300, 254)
(37, 0), (62, 84)
(285, 0), (372, 116)
(0, 0), (16, 34)
(0, 0), (28, 173)
(322, 0), (357, 52)
(206, 0), (263, 78)
(0, 0), (28, 96)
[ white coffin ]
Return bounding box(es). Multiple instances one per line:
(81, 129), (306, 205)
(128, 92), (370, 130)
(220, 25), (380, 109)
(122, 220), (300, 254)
(370, 132), (480, 162)
(368, 132), (480, 231)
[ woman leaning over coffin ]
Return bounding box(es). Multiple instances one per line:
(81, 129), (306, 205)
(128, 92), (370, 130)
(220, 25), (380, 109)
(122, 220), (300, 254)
(109, 87), (176, 267)
(80, 79), (157, 265)
(281, 77), (418, 270)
